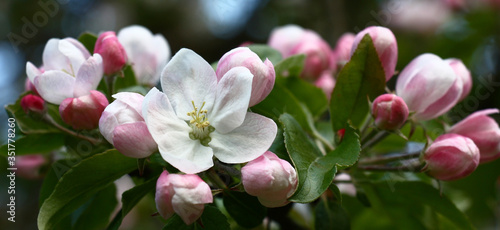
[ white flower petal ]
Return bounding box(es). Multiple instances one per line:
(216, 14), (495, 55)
(210, 67), (253, 134)
(42, 38), (70, 72)
(143, 88), (214, 174)
(99, 110), (118, 144)
(161, 48), (217, 120)
(34, 70), (75, 104)
(210, 112), (277, 164)
(26, 62), (41, 83)
(74, 54), (104, 97)
(58, 39), (88, 75)
(118, 25), (156, 83)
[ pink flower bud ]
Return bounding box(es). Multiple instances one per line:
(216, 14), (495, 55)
(59, 90), (109, 130)
(423, 134), (480, 181)
(371, 94), (409, 131)
(444, 58), (472, 101)
(155, 171), (213, 225)
(99, 92), (157, 158)
(396, 53), (462, 121)
(241, 151), (298, 208)
(216, 47), (276, 106)
(94, 31), (128, 75)
(448, 109), (500, 163)
(314, 71), (336, 99)
(268, 24), (334, 80)
(16, 154), (48, 179)
(351, 26), (398, 81)
(21, 94), (45, 114)
(333, 33), (355, 66)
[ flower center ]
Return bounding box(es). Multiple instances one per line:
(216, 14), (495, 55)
(187, 101), (214, 146)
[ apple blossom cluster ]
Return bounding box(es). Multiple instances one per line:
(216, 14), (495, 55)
(13, 22), (500, 229)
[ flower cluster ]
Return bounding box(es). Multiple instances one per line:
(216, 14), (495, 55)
(13, 20), (500, 229)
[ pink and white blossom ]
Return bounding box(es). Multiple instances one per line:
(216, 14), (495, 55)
(241, 151), (298, 208)
(143, 49), (277, 174)
(216, 47), (275, 107)
(118, 25), (171, 86)
(268, 24), (334, 80)
(448, 109), (500, 163)
(396, 53), (462, 121)
(94, 31), (128, 75)
(423, 133), (480, 181)
(155, 171), (213, 225)
(99, 92), (157, 158)
(59, 90), (109, 130)
(444, 58), (472, 101)
(26, 38), (104, 105)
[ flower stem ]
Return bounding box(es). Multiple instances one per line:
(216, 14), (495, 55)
(361, 131), (390, 150)
(207, 168), (228, 189)
(357, 162), (424, 172)
(358, 151), (422, 165)
(105, 75), (116, 102)
(43, 114), (101, 145)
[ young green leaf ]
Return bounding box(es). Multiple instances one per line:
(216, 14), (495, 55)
(74, 184), (118, 230)
(115, 65), (138, 91)
(78, 32), (98, 54)
(162, 205), (230, 230)
(247, 44), (283, 64)
(315, 199), (350, 230)
(0, 133), (65, 156)
(37, 150), (137, 230)
(274, 54), (306, 78)
(330, 34), (386, 132)
(276, 76), (328, 119)
(362, 181), (475, 230)
(223, 190), (267, 228)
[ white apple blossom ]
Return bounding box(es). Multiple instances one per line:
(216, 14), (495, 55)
(26, 38), (104, 105)
(143, 48), (277, 174)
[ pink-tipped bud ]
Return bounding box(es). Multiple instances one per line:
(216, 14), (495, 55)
(396, 53), (462, 121)
(448, 109), (500, 163)
(155, 171), (213, 225)
(372, 94), (409, 131)
(216, 47), (276, 106)
(351, 26), (398, 81)
(59, 90), (109, 130)
(241, 151), (298, 208)
(16, 154), (48, 179)
(423, 134), (480, 181)
(21, 94), (45, 114)
(268, 24), (334, 80)
(333, 33), (355, 66)
(314, 71), (336, 99)
(444, 58), (472, 101)
(94, 31), (127, 75)
(99, 92), (157, 158)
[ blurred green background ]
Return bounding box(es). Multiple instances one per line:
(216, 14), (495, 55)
(0, 0), (499, 229)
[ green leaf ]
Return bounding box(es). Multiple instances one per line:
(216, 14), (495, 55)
(283, 118), (359, 203)
(279, 114), (324, 202)
(37, 150), (137, 230)
(247, 44), (283, 64)
(0, 133), (65, 157)
(252, 83), (314, 132)
(329, 184), (342, 205)
(276, 76), (328, 119)
(74, 184), (118, 230)
(330, 34), (386, 132)
(223, 191), (267, 228)
(315, 199), (350, 230)
(78, 32), (98, 54)
(162, 205), (230, 230)
(363, 181), (475, 230)
(115, 65), (138, 91)
(5, 93), (62, 134)
(107, 177), (157, 230)
(274, 54), (306, 78)
(324, 125), (361, 169)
